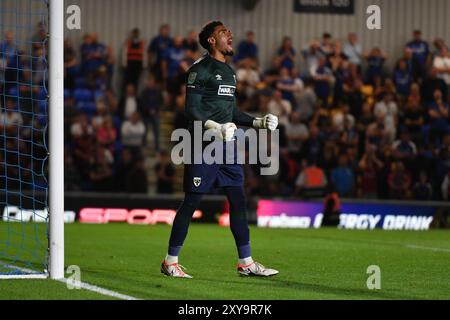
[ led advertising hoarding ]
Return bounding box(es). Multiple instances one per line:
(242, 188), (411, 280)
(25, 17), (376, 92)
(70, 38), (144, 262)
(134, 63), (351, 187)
(257, 200), (437, 231)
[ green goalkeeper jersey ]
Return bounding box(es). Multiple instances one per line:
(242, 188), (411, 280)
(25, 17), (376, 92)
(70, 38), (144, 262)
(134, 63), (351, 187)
(185, 54), (255, 130)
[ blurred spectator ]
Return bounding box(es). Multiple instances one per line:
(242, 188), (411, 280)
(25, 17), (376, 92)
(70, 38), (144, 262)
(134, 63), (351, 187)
(331, 153), (355, 198)
(0, 98), (23, 133)
(89, 146), (114, 192)
(403, 98), (424, 145)
(301, 40), (323, 77)
(64, 150), (81, 191)
(122, 28), (145, 90)
(147, 24), (173, 81)
(366, 115), (389, 150)
(394, 59), (413, 99)
(234, 31), (258, 66)
(0, 31), (19, 91)
(392, 129), (417, 161)
(80, 33), (110, 77)
(120, 84), (139, 119)
(268, 90), (292, 126)
(413, 171), (433, 200)
(161, 35), (186, 94)
(182, 30), (199, 55)
(277, 37), (296, 71)
(121, 111), (146, 153)
(320, 33), (334, 56)
(312, 56), (333, 107)
(328, 41), (347, 73)
(432, 45), (450, 93)
(388, 161), (411, 199)
(174, 86), (189, 130)
(236, 58), (260, 102)
(374, 92), (398, 143)
(322, 183), (341, 226)
(428, 89), (449, 144)
(301, 125), (323, 163)
(115, 148), (134, 190)
(295, 158), (327, 198)
(295, 78), (317, 122)
(71, 114), (95, 184)
(96, 115), (117, 154)
(31, 21), (47, 54)
(276, 67), (303, 107)
(285, 111), (309, 157)
(358, 145), (383, 198)
(364, 47), (387, 85)
(139, 76), (163, 151)
(441, 171), (450, 201)
(125, 156), (148, 193)
(154, 150), (175, 194)
(405, 30), (430, 81)
(64, 38), (78, 90)
(343, 33), (362, 67)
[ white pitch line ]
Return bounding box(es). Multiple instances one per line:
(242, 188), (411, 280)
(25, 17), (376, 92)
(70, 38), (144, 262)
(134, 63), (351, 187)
(56, 278), (140, 300)
(0, 260), (48, 279)
(405, 244), (450, 253)
(1, 260), (139, 300)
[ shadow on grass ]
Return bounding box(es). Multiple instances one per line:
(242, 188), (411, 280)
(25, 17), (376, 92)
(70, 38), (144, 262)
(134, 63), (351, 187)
(78, 268), (420, 300)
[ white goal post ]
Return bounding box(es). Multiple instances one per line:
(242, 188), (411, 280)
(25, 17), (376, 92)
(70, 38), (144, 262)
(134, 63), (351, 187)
(48, 0), (65, 280)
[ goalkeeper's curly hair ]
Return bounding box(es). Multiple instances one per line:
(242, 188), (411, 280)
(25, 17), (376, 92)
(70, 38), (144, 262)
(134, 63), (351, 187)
(198, 21), (223, 53)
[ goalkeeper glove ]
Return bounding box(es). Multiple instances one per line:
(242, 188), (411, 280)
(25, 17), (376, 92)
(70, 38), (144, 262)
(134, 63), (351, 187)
(253, 114), (279, 131)
(204, 120), (237, 142)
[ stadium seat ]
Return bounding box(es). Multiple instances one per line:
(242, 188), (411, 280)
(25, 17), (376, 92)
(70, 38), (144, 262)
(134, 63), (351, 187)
(74, 88), (94, 102)
(74, 77), (88, 89)
(76, 101), (97, 116)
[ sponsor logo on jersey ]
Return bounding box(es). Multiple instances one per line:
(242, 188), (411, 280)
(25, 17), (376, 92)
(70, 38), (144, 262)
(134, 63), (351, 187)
(187, 72), (197, 85)
(193, 177), (202, 187)
(217, 85), (236, 96)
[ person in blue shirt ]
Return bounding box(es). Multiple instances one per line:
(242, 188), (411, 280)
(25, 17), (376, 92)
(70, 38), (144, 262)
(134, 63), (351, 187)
(147, 24), (173, 81)
(313, 56), (333, 108)
(331, 153), (355, 198)
(0, 31), (21, 91)
(161, 36), (186, 95)
(233, 31), (258, 66)
(394, 59), (413, 99)
(364, 47), (386, 85)
(277, 36), (296, 71)
(406, 30), (430, 80)
(428, 89), (450, 144)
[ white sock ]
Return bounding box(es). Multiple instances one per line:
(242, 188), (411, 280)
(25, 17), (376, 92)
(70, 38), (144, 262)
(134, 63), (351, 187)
(165, 254), (178, 264)
(238, 257), (254, 266)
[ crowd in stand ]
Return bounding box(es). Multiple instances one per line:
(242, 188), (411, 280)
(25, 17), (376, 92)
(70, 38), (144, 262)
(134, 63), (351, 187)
(1, 22), (450, 201)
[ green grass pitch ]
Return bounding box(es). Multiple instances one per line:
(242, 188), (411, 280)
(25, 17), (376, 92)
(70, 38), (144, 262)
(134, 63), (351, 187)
(1, 223), (450, 300)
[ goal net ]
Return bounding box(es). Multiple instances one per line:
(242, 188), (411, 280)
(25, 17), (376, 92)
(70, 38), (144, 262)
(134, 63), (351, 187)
(0, 0), (50, 278)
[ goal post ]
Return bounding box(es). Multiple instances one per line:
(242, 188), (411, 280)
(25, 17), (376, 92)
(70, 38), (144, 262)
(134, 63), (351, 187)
(0, 0), (64, 280)
(48, 0), (64, 280)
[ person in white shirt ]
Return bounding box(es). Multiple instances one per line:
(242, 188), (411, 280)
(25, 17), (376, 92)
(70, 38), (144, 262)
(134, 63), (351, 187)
(267, 90), (292, 127)
(343, 33), (362, 67)
(433, 46), (450, 91)
(0, 98), (23, 133)
(123, 84), (138, 119)
(121, 111), (146, 148)
(374, 93), (398, 143)
(235, 58), (260, 100)
(285, 111), (309, 155)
